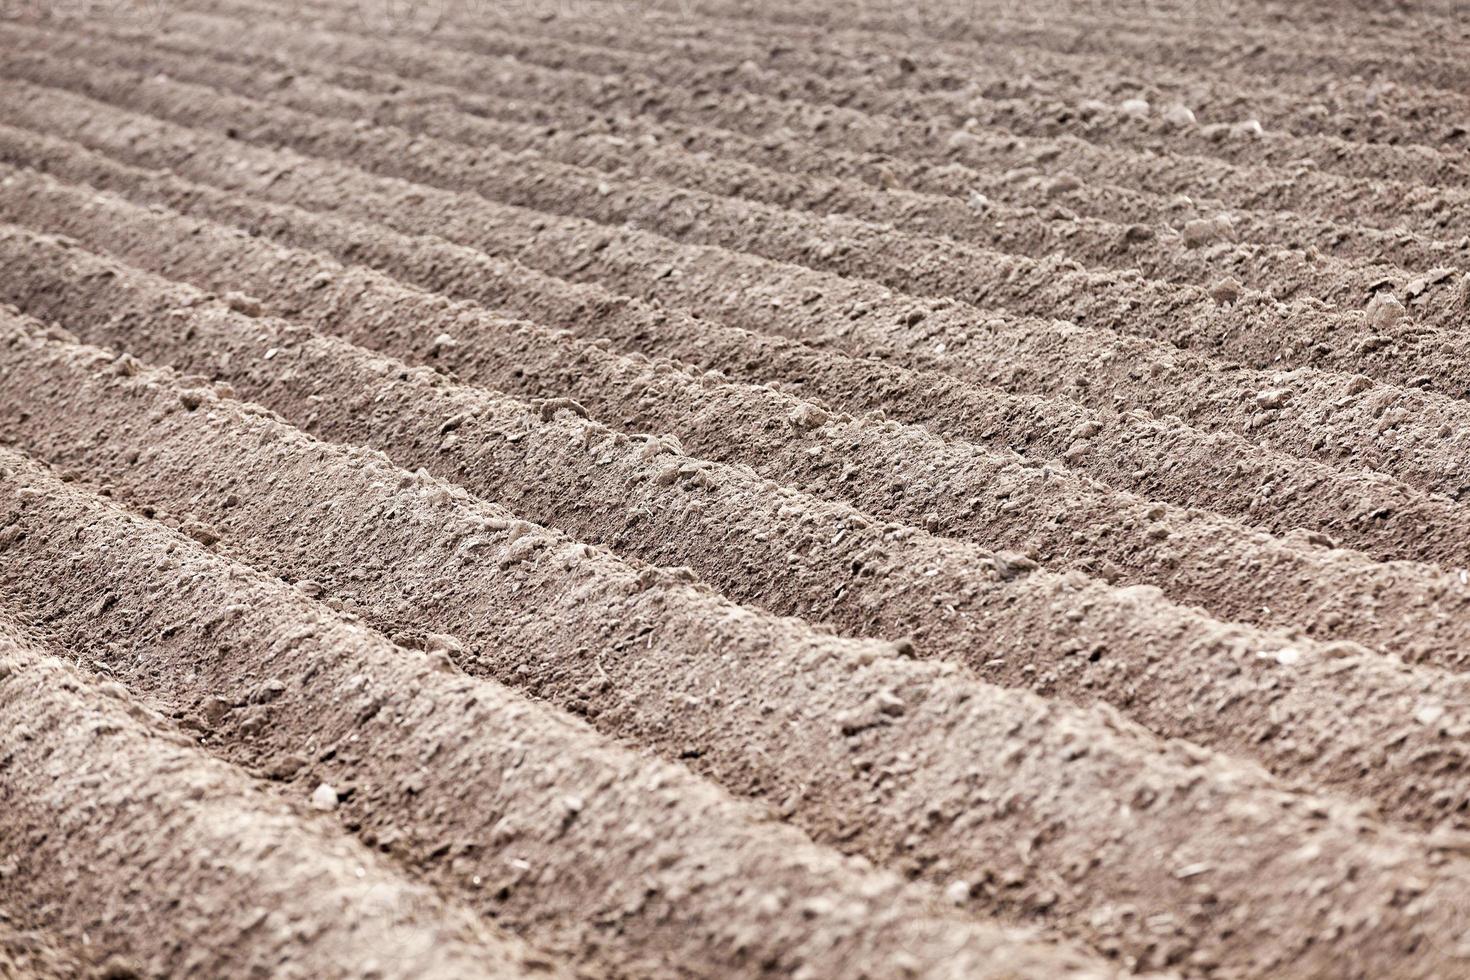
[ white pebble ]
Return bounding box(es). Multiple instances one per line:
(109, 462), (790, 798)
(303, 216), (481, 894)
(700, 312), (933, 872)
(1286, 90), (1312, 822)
(1416, 704), (1446, 726)
(944, 880), (971, 905)
(1163, 103), (1197, 127)
(1119, 98), (1150, 119)
(310, 783), (339, 811)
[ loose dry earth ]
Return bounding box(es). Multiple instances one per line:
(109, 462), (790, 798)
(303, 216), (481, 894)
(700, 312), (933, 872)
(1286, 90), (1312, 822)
(1, 0), (1469, 977)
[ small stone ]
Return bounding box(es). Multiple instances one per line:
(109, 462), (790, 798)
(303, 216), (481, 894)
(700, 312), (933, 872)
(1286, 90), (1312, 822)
(200, 696), (233, 726)
(184, 521), (220, 546)
(224, 291), (262, 317)
(1119, 97), (1150, 119)
(310, 783), (339, 811)
(178, 389), (207, 411)
(876, 690), (906, 717)
(789, 403), (829, 430)
(1209, 277), (1243, 306)
(96, 955), (144, 980)
(1255, 388), (1293, 409)
(1046, 173), (1082, 197)
(1162, 103), (1197, 127)
(440, 412), (472, 434)
(1365, 292), (1406, 330)
(944, 880), (972, 905)
(1416, 704), (1446, 726)
(539, 397), (589, 421)
(992, 551), (1039, 581)
(254, 678), (287, 703)
(1182, 215), (1233, 247)
(947, 129), (980, 151)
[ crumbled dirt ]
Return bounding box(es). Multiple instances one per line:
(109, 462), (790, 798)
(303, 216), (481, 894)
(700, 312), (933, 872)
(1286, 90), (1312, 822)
(2, 0), (1470, 976)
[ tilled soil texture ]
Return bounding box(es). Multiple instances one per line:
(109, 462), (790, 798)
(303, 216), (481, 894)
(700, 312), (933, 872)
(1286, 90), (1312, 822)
(2, 0), (1470, 977)
(0, 620), (559, 980)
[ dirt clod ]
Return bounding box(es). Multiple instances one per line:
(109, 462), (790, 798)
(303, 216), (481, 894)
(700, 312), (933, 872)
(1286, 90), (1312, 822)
(1366, 291), (1407, 329)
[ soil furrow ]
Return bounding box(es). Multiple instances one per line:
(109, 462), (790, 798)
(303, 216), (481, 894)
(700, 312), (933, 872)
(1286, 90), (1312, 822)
(6, 2), (1470, 973)
(176, 0), (1470, 241)
(7, 155), (1467, 578)
(258, 0), (1470, 185)
(6, 318), (1470, 976)
(14, 178), (1470, 667)
(598, 0), (1470, 111)
(0, 617), (544, 980)
(496, 0), (1470, 57)
(177, 0), (1470, 160)
(10, 21), (1447, 322)
(6, 82), (1470, 503)
(14, 226), (1470, 839)
(525, 5), (1470, 176)
(0, 447), (1109, 980)
(91, 6), (1470, 277)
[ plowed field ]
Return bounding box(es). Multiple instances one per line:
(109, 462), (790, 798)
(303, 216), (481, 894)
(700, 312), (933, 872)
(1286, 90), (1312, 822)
(2, 0), (1469, 977)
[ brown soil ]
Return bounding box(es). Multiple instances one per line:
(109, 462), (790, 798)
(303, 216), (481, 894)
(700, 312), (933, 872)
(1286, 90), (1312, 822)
(11, 223), (1470, 830)
(7, 75), (1470, 502)
(4, 21), (1453, 322)
(0, 620), (554, 980)
(2, 151), (1463, 577)
(9, 313), (1470, 978)
(0, 439), (1098, 980)
(3, 0), (1470, 976)
(89, 4), (1470, 274)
